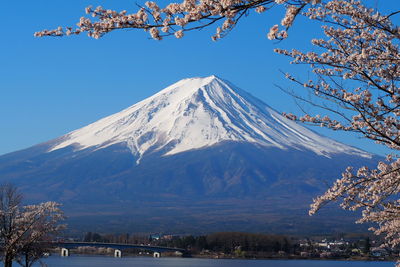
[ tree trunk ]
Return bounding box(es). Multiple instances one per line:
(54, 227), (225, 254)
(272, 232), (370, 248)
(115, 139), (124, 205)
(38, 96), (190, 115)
(4, 253), (13, 267)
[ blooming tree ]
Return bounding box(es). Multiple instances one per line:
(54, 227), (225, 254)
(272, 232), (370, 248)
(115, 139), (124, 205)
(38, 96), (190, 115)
(274, 0), (400, 258)
(0, 184), (64, 267)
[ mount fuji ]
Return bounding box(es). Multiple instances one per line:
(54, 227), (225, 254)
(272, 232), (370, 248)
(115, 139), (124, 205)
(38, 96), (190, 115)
(0, 76), (378, 234)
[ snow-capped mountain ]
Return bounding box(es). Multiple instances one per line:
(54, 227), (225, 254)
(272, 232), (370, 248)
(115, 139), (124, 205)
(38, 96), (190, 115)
(0, 76), (378, 234)
(49, 75), (370, 163)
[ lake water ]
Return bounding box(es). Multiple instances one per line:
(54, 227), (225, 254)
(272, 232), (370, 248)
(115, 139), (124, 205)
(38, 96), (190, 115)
(35, 256), (394, 267)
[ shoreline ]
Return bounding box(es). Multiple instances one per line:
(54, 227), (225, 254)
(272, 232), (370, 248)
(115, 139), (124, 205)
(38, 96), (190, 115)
(49, 251), (395, 263)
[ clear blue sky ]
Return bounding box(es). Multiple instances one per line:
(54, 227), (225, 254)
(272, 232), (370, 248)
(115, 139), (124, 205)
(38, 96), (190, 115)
(0, 0), (397, 156)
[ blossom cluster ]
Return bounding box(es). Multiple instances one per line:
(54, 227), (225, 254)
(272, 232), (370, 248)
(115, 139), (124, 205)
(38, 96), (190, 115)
(277, 0), (400, 149)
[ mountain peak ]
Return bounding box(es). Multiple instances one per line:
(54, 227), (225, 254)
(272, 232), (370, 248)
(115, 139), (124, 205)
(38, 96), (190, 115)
(48, 76), (371, 163)
(156, 75), (228, 98)
(179, 74), (220, 83)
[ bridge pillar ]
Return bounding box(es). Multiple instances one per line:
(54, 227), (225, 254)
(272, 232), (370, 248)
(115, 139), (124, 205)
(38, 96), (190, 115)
(114, 249), (122, 258)
(153, 252), (160, 258)
(61, 248), (69, 257)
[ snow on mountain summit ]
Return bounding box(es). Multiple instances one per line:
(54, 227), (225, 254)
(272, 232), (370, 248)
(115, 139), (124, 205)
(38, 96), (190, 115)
(49, 75), (371, 162)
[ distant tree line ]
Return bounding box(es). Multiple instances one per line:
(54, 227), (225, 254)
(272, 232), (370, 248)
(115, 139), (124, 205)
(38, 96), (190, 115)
(82, 231), (292, 255)
(80, 230), (400, 260)
(83, 232), (148, 245)
(156, 232), (291, 254)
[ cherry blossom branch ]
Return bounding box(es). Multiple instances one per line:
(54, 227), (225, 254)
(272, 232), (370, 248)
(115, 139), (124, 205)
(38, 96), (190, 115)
(34, 0), (321, 40)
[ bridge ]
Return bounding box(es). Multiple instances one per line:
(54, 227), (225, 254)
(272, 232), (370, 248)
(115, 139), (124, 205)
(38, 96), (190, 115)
(54, 241), (187, 258)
